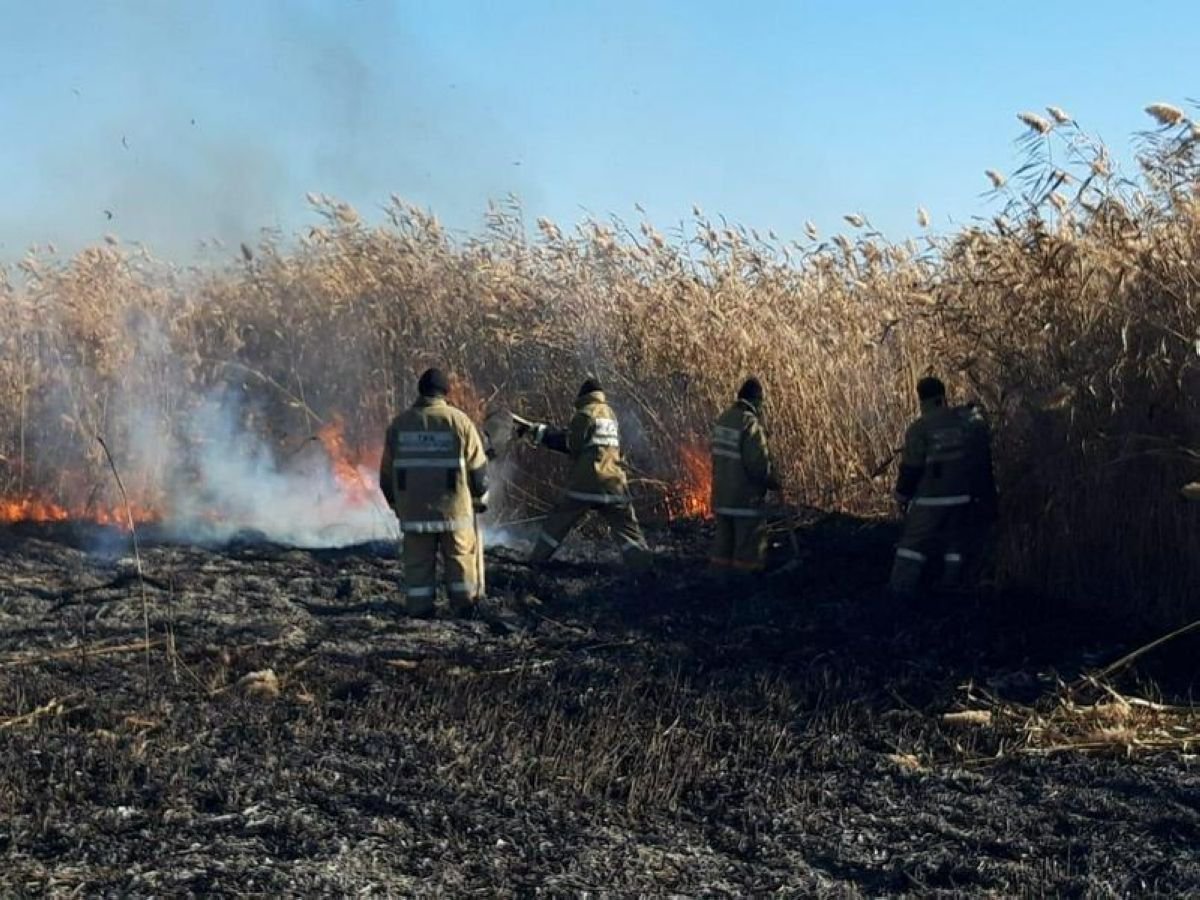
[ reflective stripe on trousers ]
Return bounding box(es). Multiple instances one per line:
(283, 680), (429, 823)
(895, 547), (926, 562)
(566, 491), (629, 505)
(911, 495), (971, 507)
(400, 518), (473, 533)
(714, 506), (764, 518)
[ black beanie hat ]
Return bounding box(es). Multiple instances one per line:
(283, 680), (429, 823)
(418, 367), (450, 397)
(916, 376), (946, 401)
(738, 377), (764, 404)
(578, 376), (603, 397)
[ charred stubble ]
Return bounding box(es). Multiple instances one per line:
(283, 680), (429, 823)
(0, 519), (1197, 894)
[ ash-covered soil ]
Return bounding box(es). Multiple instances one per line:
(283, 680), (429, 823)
(1, 515), (1198, 896)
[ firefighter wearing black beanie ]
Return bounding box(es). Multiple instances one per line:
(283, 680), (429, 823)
(710, 377), (779, 573)
(379, 368), (489, 618)
(516, 376), (652, 571)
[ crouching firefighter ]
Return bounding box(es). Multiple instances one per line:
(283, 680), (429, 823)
(710, 377), (780, 574)
(379, 368), (490, 617)
(515, 377), (653, 570)
(890, 375), (997, 599)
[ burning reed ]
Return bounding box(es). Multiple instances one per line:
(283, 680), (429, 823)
(1, 105), (1199, 622)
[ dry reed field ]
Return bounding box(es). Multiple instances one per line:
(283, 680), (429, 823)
(4, 105), (1200, 623)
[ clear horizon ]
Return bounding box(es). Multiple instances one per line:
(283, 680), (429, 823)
(2, 0), (1196, 262)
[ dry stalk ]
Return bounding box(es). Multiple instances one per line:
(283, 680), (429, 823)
(97, 435), (169, 689)
(1088, 618), (1200, 684)
(0, 638), (163, 670)
(0, 694), (83, 730)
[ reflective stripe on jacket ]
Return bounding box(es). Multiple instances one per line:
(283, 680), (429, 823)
(710, 399), (775, 518)
(897, 400), (991, 505)
(379, 397), (488, 533)
(564, 391), (630, 500)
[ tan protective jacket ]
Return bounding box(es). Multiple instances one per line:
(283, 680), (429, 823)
(896, 400), (979, 508)
(540, 390), (630, 503)
(710, 399), (777, 517)
(379, 397), (488, 533)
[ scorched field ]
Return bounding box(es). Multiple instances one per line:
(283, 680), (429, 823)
(2, 515), (1197, 896)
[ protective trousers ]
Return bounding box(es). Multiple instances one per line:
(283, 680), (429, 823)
(531, 496), (652, 571)
(710, 514), (767, 572)
(889, 503), (968, 597)
(403, 528), (480, 615)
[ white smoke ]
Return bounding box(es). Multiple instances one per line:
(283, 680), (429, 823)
(476, 453), (529, 551)
(130, 393), (397, 548)
(124, 392), (528, 551)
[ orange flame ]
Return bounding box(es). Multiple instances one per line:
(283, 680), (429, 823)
(666, 442), (712, 521)
(0, 493), (158, 528)
(1, 415), (383, 532)
(0, 496), (71, 525)
(315, 416), (384, 506)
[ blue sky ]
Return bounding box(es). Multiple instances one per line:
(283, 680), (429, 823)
(1, 0), (1195, 259)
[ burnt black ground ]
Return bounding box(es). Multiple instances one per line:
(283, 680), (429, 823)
(0, 514), (1198, 896)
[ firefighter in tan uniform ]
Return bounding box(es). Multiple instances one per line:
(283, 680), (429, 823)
(710, 377), (780, 572)
(890, 376), (997, 598)
(516, 377), (652, 570)
(379, 368), (490, 617)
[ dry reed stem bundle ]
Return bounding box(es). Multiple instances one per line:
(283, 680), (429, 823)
(950, 617), (1200, 761)
(954, 680), (1198, 762)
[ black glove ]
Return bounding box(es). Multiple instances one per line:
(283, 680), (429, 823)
(473, 497), (489, 514)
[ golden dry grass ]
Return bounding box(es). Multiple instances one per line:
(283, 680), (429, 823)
(1, 106), (1198, 622)
(953, 684), (1199, 761)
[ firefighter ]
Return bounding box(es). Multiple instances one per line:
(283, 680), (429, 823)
(515, 377), (653, 570)
(379, 368), (489, 617)
(710, 377), (780, 573)
(890, 376), (997, 598)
